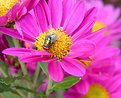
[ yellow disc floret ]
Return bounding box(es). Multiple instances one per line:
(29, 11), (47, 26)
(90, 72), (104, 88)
(83, 84), (109, 98)
(34, 28), (72, 60)
(0, 0), (18, 16)
(92, 21), (105, 32)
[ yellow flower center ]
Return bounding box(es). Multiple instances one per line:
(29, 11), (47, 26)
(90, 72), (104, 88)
(92, 21), (105, 32)
(0, 0), (18, 16)
(83, 84), (109, 98)
(92, 21), (109, 35)
(34, 28), (72, 60)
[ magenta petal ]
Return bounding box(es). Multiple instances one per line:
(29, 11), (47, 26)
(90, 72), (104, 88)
(75, 80), (89, 94)
(2, 48), (50, 56)
(106, 75), (121, 93)
(26, 0), (40, 11)
(72, 7), (97, 41)
(94, 46), (120, 61)
(20, 55), (54, 63)
(59, 57), (85, 76)
(40, 0), (52, 25)
(0, 16), (8, 26)
(0, 27), (34, 42)
(48, 0), (62, 28)
(64, 92), (81, 98)
(48, 61), (64, 82)
(34, 3), (48, 32)
(17, 13), (41, 38)
(0, 27), (21, 38)
(7, 3), (21, 21)
(61, 0), (76, 25)
(111, 92), (121, 98)
(17, 6), (27, 19)
(69, 40), (95, 58)
(63, 1), (86, 35)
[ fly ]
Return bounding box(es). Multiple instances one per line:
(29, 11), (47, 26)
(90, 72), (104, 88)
(43, 33), (57, 50)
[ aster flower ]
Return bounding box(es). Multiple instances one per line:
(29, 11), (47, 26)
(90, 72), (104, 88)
(86, 0), (121, 40)
(0, 0), (39, 26)
(78, 32), (120, 80)
(64, 72), (121, 98)
(1, 0), (100, 82)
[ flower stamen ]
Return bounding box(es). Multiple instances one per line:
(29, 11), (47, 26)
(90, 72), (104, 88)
(34, 28), (72, 60)
(83, 84), (109, 98)
(0, 0), (18, 16)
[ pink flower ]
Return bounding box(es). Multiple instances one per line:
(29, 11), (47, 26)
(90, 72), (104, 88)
(64, 73), (121, 98)
(0, 0), (39, 26)
(1, 0), (102, 82)
(77, 27), (120, 76)
(86, 0), (121, 40)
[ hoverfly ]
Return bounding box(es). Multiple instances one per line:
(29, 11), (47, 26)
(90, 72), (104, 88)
(43, 27), (63, 50)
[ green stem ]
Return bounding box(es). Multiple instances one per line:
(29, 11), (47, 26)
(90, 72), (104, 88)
(19, 62), (28, 76)
(13, 38), (33, 98)
(0, 67), (8, 77)
(46, 76), (53, 97)
(55, 90), (64, 98)
(12, 38), (21, 47)
(20, 61), (33, 98)
(16, 90), (26, 98)
(33, 63), (41, 88)
(38, 62), (48, 76)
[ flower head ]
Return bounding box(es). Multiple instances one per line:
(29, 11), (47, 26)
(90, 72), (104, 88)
(0, 0), (39, 26)
(1, 0), (103, 82)
(64, 73), (121, 98)
(86, 0), (121, 40)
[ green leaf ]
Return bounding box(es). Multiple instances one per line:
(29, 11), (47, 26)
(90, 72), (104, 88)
(0, 76), (27, 85)
(0, 92), (21, 98)
(13, 86), (40, 95)
(13, 86), (44, 96)
(0, 82), (11, 93)
(0, 61), (9, 76)
(51, 76), (81, 90)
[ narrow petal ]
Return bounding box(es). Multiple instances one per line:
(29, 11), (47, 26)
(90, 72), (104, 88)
(63, 1), (86, 35)
(84, 28), (107, 45)
(0, 16), (8, 26)
(72, 8), (97, 41)
(48, 61), (64, 82)
(106, 75), (121, 93)
(69, 40), (95, 58)
(59, 57), (85, 76)
(64, 92), (81, 98)
(2, 48), (50, 56)
(61, 0), (76, 25)
(7, 3), (21, 21)
(40, 0), (52, 25)
(26, 0), (40, 11)
(20, 55), (54, 63)
(48, 0), (62, 28)
(93, 46), (120, 61)
(0, 27), (35, 43)
(17, 6), (27, 19)
(17, 13), (41, 38)
(34, 3), (48, 32)
(75, 80), (89, 94)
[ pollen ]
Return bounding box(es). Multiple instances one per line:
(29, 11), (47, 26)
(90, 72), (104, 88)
(0, 0), (18, 16)
(34, 28), (72, 60)
(83, 84), (109, 98)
